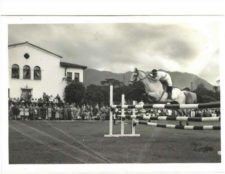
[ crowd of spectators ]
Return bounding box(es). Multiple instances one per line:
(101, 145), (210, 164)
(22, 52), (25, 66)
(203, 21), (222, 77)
(8, 94), (220, 121)
(8, 93), (110, 121)
(139, 108), (220, 118)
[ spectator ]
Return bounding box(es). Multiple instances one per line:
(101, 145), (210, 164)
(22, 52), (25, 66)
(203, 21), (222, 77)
(24, 104), (30, 120)
(67, 104), (72, 120)
(195, 110), (202, 117)
(34, 104), (39, 120)
(76, 105), (81, 119)
(42, 104), (47, 120)
(47, 104), (52, 120)
(51, 104), (56, 120)
(70, 104), (76, 120)
(190, 109), (195, 118)
(29, 104), (35, 120)
(11, 103), (20, 120)
(63, 103), (69, 120)
(9, 103), (14, 119)
(20, 104), (25, 120)
(55, 105), (60, 120)
(59, 105), (63, 120)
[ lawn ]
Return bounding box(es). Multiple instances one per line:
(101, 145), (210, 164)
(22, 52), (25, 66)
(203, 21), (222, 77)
(9, 120), (221, 164)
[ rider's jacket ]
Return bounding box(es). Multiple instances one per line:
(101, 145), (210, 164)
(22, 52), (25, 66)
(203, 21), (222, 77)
(154, 70), (172, 86)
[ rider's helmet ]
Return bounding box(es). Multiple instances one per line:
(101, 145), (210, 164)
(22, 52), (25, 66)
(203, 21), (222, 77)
(152, 69), (158, 75)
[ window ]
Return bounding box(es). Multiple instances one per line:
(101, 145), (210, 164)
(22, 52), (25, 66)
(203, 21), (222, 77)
(23, 65), (31, 79)
(67, 72), (72, 82)
(11, 64), (20, 79)
(74, 73), (80, 82)
(34, 66), (41, 80)
(24, 53), (30, 59)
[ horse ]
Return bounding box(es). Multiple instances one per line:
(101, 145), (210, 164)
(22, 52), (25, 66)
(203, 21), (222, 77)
(130, 68), (197, 125)
(130, 68), (197, 104)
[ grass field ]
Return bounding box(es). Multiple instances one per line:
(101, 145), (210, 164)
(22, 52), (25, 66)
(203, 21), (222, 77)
(9, 120), (221, 164)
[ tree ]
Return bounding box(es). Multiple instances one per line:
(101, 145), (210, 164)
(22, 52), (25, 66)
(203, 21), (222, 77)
(125, 81), (149, 103)
(195, 83), (219, 102)
(101, 78), (124, 87)
(64, 82), (85, 105)
(84, 85), (105, 105)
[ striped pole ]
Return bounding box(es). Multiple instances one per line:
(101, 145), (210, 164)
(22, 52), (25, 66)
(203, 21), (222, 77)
(116, 113), (220, 122)
(112, 102), (220, 109)
(135, 120), (220, 130)
(139, 115), (220, 122)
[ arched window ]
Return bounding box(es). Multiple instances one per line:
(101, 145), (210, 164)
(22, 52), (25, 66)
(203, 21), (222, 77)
(34, 66), (41, 80)
(11, 64), (20, 79)
(23, 65), (31, 79)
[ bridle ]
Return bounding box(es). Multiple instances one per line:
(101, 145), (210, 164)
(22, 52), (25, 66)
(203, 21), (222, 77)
(130, 68), (155, 83)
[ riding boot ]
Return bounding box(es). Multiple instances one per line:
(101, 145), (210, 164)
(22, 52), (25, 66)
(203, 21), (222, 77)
(167, 86), (172, 100)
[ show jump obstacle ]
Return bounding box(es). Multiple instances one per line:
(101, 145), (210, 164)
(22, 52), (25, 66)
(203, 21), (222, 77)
(104, 85), (140, 137)
(104, 85), (221, 137)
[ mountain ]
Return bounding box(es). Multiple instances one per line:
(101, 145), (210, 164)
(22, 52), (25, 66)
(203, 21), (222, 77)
(83, 68), (131, 86)
(169, 71), (213, 90)
(83, 68), (214, 90)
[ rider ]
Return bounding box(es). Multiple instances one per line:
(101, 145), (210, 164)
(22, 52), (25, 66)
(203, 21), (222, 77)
(151, 69), (173, 100)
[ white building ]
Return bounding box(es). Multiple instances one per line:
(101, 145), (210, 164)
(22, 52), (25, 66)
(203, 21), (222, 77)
(9, 41), (87, 101)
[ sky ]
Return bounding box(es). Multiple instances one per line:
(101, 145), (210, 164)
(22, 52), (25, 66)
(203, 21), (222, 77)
(8, 17), (222, 85)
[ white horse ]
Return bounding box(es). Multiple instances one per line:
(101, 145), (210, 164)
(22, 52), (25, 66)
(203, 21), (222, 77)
(130, 68), (197, 104)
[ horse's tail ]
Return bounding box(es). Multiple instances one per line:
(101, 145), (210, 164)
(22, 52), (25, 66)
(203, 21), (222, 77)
(182, 91), (197, 104)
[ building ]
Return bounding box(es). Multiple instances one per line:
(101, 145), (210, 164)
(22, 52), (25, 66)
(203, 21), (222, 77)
(9, 41), (87, 101)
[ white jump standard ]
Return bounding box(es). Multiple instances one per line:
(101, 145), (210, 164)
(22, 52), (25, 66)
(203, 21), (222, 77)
(104, 85), (140, 137)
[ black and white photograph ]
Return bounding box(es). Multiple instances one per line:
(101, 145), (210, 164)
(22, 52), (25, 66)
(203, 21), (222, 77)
(6, 16), (222, 166)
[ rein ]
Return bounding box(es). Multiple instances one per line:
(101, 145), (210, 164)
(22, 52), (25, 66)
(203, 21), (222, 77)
(131, 69), (154, 82)
(157, 91), (166, 102)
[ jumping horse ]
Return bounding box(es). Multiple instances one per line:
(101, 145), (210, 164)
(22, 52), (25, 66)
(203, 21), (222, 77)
(130, 68), (197, 125)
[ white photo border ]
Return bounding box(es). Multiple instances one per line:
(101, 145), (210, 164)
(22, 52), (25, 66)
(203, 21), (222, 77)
(0, 15), (224, 174)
